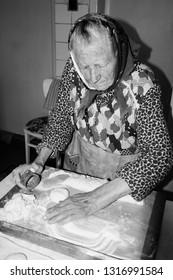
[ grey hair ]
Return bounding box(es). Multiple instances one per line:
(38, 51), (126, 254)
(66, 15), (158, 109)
(68, 17), (116, 53)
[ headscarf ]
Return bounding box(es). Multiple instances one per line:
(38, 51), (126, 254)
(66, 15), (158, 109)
(68, 13), (140, 119)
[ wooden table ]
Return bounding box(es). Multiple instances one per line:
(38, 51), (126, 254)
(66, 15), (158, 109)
(155, 200), (173, 259)
(0, 168), (166, 260)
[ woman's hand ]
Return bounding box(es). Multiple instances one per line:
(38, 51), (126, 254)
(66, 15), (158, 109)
(12, 162), (44, 188)
(44, 191), (95, 225)
(12, 147), (52, 188)
(44, 177), (131, 225)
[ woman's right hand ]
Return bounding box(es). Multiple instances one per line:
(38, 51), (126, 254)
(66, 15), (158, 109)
(12, 162), (44, 188)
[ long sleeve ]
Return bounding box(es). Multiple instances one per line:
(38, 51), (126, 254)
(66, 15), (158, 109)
(37, 58), (74, 158)
(116, 83), (173, 201)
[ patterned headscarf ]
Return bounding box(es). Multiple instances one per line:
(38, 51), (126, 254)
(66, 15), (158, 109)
(68, 13), (139, 118)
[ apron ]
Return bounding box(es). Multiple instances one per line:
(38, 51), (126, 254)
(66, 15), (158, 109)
(64, 130), (139, 180)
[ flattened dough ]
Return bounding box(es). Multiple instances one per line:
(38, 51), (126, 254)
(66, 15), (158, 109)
(50, 188), (69, 203)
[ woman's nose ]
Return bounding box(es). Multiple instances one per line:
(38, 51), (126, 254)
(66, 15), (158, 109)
(90, 67), (101, 84)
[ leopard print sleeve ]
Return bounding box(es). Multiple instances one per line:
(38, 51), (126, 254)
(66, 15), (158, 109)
(37, 58), (74, 158)
(116, 83), (173, 201)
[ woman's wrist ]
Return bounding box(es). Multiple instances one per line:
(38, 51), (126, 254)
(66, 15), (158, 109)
(34, 147), (52, 168)
(88, 178), (131, 214)
(33, 161), (44, 168)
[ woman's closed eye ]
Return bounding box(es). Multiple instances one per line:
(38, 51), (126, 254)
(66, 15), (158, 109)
(82, 64), (106, 71)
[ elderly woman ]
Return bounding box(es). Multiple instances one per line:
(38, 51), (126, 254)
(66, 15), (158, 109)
(14, 14), (173, 224)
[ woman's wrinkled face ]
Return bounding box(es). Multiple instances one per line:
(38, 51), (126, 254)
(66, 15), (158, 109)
(72, 32), (117, 91)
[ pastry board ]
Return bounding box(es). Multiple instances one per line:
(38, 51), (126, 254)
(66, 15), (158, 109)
(0, 168), (165, 260)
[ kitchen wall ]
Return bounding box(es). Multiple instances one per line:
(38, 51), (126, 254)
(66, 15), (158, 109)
(0, 0), (53, 135)
(105, 0), (173, 139)
(0, 0), (101, 136)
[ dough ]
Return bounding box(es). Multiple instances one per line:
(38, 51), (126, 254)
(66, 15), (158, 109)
(0, 193), (46, 223)
(62, 176), (107, 192)
(0, 193), (32, 222)
(4, 253), (27, 260)
(50, 188), (69, 203)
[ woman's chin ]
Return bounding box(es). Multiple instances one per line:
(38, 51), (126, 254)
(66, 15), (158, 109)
(90, 80), (114, 91)
(95, 84), (111, 91)
(89, 83), (109, 91)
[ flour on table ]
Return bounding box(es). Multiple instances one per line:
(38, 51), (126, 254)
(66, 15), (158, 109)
(61, 175), (107, 192)
(0, 185), (71, 223)
(118, 195), (144, 205)
(49, 215), (125, 255)
(0, 193), (46, 223)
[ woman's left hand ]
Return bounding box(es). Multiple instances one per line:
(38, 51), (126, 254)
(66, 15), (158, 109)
(43, 191), (95, 225)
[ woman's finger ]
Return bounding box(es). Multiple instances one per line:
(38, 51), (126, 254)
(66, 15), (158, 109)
(12, 165), (27, 184)
(47, 210), (77, 225)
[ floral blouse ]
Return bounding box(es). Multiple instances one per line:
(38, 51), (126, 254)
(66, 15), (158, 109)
(37, 58), (173, 201)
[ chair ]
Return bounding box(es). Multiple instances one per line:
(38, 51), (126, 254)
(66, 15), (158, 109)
(24, 78), (56, 165)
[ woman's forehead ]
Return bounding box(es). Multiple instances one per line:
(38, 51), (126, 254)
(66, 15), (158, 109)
(73, 43), (116, 68)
